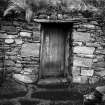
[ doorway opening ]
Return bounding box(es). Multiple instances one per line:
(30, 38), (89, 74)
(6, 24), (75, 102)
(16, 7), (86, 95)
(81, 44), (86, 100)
(40, 22), (73, 80)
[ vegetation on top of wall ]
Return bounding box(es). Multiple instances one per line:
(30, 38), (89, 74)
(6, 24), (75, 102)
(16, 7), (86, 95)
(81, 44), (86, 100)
(83, 0), (105, 34)
(1, 0), (105, 34)
(0, 0), (98, 22)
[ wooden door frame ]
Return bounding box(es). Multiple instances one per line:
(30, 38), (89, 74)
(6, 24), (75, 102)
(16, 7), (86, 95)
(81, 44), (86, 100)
(39, 23), (73, 79)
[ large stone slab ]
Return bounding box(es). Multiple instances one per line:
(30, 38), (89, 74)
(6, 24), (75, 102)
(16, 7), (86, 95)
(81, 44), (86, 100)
(81, 70), (94, 76)
(20, 31), (32, 37)
(76, 53), (94, 58)
(21, 43), (40, 57)
(94, 70), (105, 77)
(5, 38), (15, 44)
(93, 61), (105, 68)
(73, 46), (95, 55)
(73, 56), (93, 67)
(72, 76), (88, 84)
(73, 41), (83, 46)
(15, 38), (23, 45)
(1, 25), (17, 32)
(13, 73), (38, 83)
(86, 42), (101, 47)
(89, 76), (99, 84)
(72, 66), (81, 76)
(73, 31), (91, 42)
(96, 49), (105, 54)
(94, 67), (105, 71)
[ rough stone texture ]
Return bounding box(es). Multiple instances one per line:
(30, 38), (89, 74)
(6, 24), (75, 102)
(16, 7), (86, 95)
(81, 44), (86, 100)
(73, 46), (95, 55)
(94, 70), (105, 77)
(0, 16), (105, 105)
(89, 76), (100, 84)
(81, 70), (94, 76)
(21, 43), (40, 57)
(72, 67), (81, 76)
(72, 76), (81, 83)
(95, 49), (105, 54)
(73, 56), (93, 67)
(76, 53), (94, 58)
(20, 31), (32, 37)
(93, 62), (105, 68)
(15, 38), (23, 45)
(72, 76), (88, 84)
(73, 31), (91, 42)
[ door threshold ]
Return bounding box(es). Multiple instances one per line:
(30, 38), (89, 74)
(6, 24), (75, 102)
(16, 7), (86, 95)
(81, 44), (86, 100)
(37, 77), (70, 89)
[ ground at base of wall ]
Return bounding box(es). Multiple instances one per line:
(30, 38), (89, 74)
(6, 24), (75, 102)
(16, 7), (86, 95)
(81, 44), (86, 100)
(0, 78), (83, 105)
(0, 78), (105, 105)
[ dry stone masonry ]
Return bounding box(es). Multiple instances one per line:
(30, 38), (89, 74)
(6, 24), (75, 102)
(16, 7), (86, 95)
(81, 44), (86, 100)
(0, 20), (41, 84)
(0, 19), (104, 85)
(0, 18), (105, 105)
(72, 22), (105, 84)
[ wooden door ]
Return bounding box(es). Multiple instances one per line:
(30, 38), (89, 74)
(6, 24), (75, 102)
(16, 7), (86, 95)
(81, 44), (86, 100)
(40, 24), (67, 77)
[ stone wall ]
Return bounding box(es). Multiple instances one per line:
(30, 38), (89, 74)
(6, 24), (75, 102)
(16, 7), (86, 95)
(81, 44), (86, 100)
(0, 18), (105, 85)
(0, 18), (105, 104)
(0, 19), (41, 84)
(72, 21), (105, 84)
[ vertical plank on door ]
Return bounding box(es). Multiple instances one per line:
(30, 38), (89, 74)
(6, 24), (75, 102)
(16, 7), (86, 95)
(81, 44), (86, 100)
(41, 24), (65, 77)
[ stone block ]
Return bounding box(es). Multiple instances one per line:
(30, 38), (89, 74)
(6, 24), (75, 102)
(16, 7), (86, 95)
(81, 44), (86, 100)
(96, 55), (105, 60)
(81, 24), (95, 29)
(73, 41), (83, 46)
(94, 70), (105, 77)
(86, 42), (101, 47)
(72, 66), (81, 76)
(73, 46), (95, 55)
(6, 47), (19, 56)
(72, 76), (81, 83)
(93, 61), (105, 68)
(1, 25), (17, 32)
(13, 21), (20, 26)
(20, 31), (32, 37)
(0, 68), (3, 71)
(15, 39), (23, 45)
(23, 68), (35, 74)
(94, 67), (105, 71)
(7, 35), (16, 39)
(95, 49), (105, 54)
(72, 76), (88, 84)
(81, 76), (88, 84)
(73, 56), (93, 67)
(23, 23), (34, 30)
(73, 31), (91, 42)
(15, 63), (22, 68)
(33, 31), (40, 36)
(5, 60), (15, 66)
(76, 53), (94, 58)
(13, 73), (38, 83)
(5, 38), (15, 44)
(57, 14), (63, 20)
(81, 70), (94, 76)
(0, 33), (8, 38)
(89, 76), (99, 84)
(9, 55), (17, 61)
(93, 56), (105, 62)
(6, 67), (21, 73)
(21, 43), (40, 57)
(33, 31), (40, 41)
(6, 51), (17, 56)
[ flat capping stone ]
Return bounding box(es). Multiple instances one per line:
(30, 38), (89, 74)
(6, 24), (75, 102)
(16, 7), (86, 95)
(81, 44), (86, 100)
(34, 19), (82, 24)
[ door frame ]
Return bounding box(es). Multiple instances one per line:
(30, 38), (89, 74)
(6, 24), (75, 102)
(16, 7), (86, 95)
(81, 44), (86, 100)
(39, 22), (73, 79)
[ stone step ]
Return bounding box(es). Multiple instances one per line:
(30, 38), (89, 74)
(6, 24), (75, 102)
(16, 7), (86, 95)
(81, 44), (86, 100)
(37, 78), (70, 89)
(31, 89), (83, 103)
